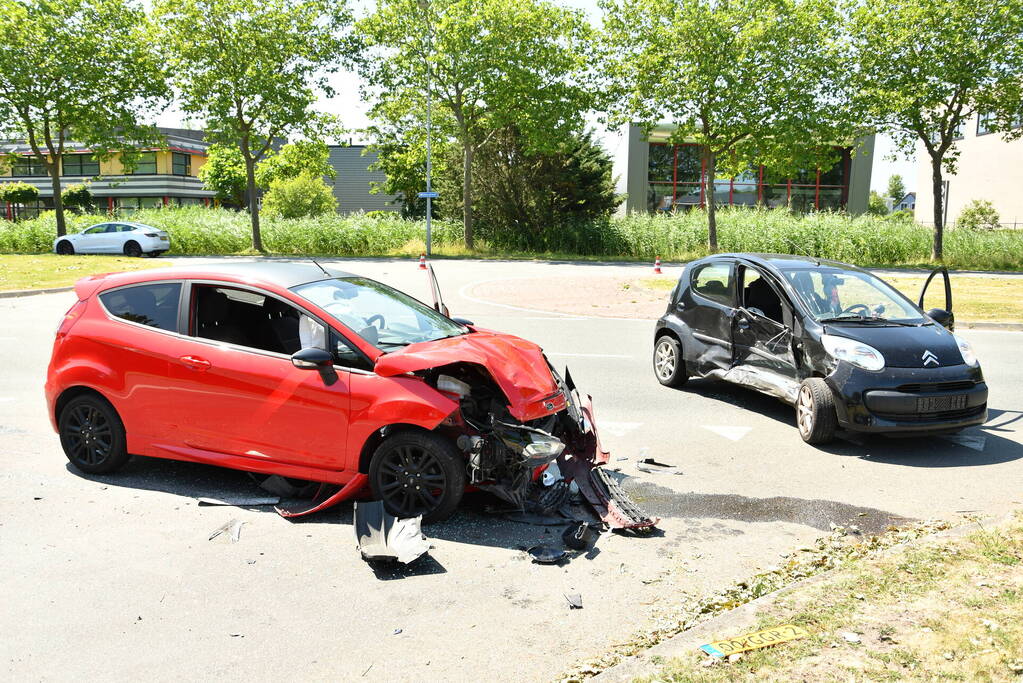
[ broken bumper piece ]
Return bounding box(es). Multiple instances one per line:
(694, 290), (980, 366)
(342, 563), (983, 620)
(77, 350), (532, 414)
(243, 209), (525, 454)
(354, 500), (431, 564)
(559, 454), (658, 531)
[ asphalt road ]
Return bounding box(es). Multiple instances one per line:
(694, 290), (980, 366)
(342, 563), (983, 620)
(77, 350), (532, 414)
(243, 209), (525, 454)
(2, 257), (1021, 682)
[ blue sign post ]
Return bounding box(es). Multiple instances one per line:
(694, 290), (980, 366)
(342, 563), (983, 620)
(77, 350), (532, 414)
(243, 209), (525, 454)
(417, 191), (439, 199)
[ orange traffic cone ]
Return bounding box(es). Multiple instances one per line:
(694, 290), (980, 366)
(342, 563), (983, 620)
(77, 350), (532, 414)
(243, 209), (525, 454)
(654, 257), (662, 274)
(418, 253), (427, 270)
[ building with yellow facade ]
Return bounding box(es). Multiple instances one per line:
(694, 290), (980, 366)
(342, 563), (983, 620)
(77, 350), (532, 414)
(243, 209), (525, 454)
(1, 127), (214, 218)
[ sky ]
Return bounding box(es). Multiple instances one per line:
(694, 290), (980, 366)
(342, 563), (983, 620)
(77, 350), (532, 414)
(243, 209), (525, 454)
(158, 0), (916, 195)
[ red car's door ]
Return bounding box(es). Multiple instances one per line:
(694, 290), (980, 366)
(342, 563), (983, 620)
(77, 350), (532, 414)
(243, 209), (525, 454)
(162, 283), (350, 470)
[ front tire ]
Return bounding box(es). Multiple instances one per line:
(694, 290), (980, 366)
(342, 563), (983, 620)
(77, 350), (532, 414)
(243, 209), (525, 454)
(796, 378), (838, 444)
(123, 241), (142, 258)
(653, 335), (688, 387)
(368, 430), (465, 523)
(58, 395), (130, 474)
(56, 240), (74, 255)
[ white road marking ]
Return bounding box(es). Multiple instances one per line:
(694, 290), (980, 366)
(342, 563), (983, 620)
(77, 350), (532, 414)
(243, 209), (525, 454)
(940, 434), (987, 451)
(546, 352), (634, 359)
(703, 425), (752, 442)
(597, 421), (644, 437)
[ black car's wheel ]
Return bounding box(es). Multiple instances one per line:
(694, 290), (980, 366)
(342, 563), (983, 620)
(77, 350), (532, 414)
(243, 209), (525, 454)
(796, 378), (838, 444)
(56, 240), (74, 255)
(368, 430), (465, 523)
(59, 395), (130, 474)
(653, 335), (687, 387)
(123, 241), (143, 257)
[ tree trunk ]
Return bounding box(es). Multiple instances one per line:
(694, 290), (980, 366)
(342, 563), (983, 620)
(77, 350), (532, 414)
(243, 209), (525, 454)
(244, 155), (263, 253)
(462, 144), (474, 250)
(49, 164), (66, 237)
(930, 156), (944, 261)
(705, 150), (718, 252)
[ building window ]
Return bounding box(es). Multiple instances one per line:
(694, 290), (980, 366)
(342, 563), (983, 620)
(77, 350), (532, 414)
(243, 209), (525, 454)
(62, 153), (100, 176)
(172, 152), (191, 176)
(126, 152), (158, 175)
(645, 143), (850, 213)
(12, 156), (47, 177)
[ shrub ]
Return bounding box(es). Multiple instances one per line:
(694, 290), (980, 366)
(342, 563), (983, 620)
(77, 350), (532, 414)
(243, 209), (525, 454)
(61, 183), (94, 213)
(262, 174), (337, 219)
(956, 199), (1000, 230)
(0, 181), (40, 205)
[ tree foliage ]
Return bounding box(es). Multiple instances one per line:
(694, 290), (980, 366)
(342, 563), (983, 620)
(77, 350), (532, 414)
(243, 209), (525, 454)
(956, 199), (1000, 230)
(868, 190), (889, 216)
(851, 0), (1023, 259)
(0, 181), (40, 205)
(61, 183), (93, 212)
(197, 144), (248, 207)
(437, 128), (619, 249)
(599, 0), (857, 250)
(255, 140), (336, 189)
(886, 174), (906, 204)
(0, 0), (168, 236)
(262, 173), (337, 219)
(156, 0), (353, 251)
(357, 0), (593, 248)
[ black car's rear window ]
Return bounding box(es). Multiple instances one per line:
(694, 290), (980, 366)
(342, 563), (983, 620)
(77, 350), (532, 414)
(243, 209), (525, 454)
(99, 283), (181, 332)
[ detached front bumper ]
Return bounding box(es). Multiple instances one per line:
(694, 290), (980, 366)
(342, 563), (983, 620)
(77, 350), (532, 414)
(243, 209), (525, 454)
(827, 363), (988, 434)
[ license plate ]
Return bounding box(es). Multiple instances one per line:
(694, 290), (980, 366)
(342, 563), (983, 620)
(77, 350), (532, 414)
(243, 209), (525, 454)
(917, 394), (967, 412)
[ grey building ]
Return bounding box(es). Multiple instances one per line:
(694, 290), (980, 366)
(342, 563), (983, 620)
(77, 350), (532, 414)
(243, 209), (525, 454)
(613, 124), (874, 216)
(325, 145), (400, 214)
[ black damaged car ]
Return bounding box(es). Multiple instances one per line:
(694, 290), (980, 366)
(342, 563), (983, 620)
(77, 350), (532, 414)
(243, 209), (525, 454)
(653, 254), (988, 444)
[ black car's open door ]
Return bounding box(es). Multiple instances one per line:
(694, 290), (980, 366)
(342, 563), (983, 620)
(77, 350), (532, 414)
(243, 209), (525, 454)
(918, 267), (954, 330)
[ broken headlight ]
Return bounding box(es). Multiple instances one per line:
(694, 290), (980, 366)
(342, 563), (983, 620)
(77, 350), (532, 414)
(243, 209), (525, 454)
(524, 433), (566, 460)
(436, 374), (472, 397)
(821, 334), (885, 372)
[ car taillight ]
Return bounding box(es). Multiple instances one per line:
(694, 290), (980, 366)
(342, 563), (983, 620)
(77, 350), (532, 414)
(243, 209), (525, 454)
(56, 299), (88, 337)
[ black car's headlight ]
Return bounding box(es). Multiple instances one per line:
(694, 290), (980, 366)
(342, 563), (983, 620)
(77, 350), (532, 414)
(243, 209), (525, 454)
(953, 334), (979, 367)
(821, 334), (885, 371)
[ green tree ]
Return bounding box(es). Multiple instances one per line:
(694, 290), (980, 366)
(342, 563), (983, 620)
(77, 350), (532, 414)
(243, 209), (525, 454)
(886, 174), (906, 205)
(0, 0), (168, 237)
(156, 0), (353, 251)
(197, 144), (248, 207)
(366, 112), (455, 218)
(61, 183), (94, 213)
(357, 0), (593, 249)
(439, 127), (619, 248)
(851, 0), (1023, 259)
(867, 190), (888, 216)
(599, 0), (858, 250)
(262, 173), (337, 219)
(0, 181), (40, 218)
(256, 140), (336, 189)
(956, 199), (1000, 230)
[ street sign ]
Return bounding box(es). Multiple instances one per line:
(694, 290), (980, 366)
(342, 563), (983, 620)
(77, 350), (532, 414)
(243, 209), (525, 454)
(417, 191), (439, 199)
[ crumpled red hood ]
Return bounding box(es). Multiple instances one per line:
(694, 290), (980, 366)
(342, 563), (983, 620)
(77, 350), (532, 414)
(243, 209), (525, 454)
(373, 330), (566, 421)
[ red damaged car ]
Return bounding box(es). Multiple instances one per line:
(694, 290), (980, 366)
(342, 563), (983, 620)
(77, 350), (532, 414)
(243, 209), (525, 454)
(45, 262), (653, 527)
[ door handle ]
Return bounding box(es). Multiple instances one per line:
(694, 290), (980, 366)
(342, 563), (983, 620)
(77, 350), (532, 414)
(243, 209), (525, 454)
(179, 355), (211, 371)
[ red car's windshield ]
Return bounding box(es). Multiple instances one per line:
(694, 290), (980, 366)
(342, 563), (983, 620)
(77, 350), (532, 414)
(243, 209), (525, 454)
(292, 277), (467, 350)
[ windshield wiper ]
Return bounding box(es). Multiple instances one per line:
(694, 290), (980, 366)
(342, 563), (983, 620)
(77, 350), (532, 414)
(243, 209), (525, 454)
(820, 315), (922, 327)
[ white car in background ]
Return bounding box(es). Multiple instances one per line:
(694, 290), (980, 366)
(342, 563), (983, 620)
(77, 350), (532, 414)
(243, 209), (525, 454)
(53, 222), (171, 257)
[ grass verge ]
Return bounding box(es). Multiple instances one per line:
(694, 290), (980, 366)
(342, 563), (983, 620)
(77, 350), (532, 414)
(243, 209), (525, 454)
(640, 275), (1023, 322)
(0, 254), (170, 292)
(642, 514), (1023, 682)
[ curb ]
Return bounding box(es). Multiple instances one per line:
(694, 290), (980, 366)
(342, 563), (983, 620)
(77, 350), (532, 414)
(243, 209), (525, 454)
(589, 513), (1007, 682)
(0, 286), (73, 299)
(959, 321), (1023, 331)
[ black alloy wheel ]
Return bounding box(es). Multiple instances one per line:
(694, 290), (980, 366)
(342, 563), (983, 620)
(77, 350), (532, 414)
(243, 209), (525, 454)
(368, 431), (465, 523)
(56, 240), (74, 255)
(58, 395), (130, 474)
(123, 240), (143, 257)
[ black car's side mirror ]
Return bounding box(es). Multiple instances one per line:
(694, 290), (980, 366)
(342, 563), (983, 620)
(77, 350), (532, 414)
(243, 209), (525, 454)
(291, 347), (338, 386)
(927, 308), (955, 330)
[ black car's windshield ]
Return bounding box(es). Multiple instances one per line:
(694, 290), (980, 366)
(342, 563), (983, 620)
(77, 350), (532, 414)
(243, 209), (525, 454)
(292, 277), (468, 349)
(783, 267), (926, 324)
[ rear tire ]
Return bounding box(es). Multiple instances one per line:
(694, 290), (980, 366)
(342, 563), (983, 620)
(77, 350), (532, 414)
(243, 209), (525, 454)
(796, 378), (838, 444)
(653, 335), (687, 387)
(368, 430), (465, 523)
(58, 394), (130, 474)
(123, 241), (142, 258)
(56, 240), (74, 255)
